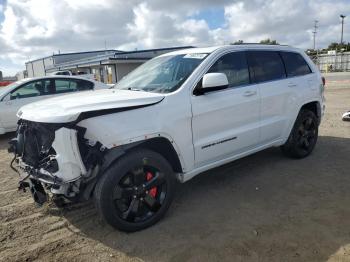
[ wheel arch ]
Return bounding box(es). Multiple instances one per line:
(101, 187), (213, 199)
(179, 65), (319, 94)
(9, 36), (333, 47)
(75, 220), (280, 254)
(102, 136), (183, 173)
(131, 137), (183, 173)
(281, 100), (321, 146)
(300, 101), (321, 125)
(81, 136), (183, 201)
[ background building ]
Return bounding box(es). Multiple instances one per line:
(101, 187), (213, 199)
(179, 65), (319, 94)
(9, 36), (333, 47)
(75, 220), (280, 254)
(25, 46), (193, 84)
(25, 50), (118, 78)
(15, 70), (27, 80)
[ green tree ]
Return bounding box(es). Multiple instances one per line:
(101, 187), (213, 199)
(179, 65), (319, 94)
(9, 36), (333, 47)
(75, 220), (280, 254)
(326, 42), (350, 51)
(231, 40), (244, 45)
(260, 38), (279, 45)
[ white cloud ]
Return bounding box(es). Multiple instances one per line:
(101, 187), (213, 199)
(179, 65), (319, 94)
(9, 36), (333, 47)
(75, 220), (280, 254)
(126, 3), (216, 48)
(223, 0), (350, 48)
(0, 0), (349, 75)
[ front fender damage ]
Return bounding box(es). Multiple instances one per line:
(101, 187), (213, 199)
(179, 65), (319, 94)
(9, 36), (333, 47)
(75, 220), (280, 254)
(52, 128), (87, 183)
(9, 120), (106, 205)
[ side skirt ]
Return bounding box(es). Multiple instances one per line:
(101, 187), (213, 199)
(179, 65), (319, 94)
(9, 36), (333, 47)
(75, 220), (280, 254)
(179, 138), (284, 183)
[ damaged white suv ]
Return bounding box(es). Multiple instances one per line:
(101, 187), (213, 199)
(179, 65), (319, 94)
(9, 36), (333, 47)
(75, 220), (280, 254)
(9, 45), (325, 232)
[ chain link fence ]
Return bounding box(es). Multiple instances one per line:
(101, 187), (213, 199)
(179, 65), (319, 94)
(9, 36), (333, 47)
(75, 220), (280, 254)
(309, 52), (350, 73)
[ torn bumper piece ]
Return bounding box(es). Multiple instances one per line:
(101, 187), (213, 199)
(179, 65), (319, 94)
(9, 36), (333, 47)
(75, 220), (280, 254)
(9, 121), (87, 205)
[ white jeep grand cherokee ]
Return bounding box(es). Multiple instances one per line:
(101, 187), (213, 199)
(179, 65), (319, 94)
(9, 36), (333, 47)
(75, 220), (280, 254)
(9, 45), (325, 232)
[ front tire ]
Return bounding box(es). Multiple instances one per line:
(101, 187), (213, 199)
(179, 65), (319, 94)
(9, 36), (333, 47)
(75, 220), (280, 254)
(94, 149), (176, 232)
(281, 109), (319, 159)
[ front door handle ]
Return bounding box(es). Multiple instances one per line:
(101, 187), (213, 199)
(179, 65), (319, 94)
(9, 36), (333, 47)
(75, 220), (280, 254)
(243, 90), (257, 97)
(288, 83), (297, 88)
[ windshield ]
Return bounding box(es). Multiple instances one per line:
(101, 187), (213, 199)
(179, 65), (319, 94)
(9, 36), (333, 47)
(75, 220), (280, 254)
(115, 53), (208, 93)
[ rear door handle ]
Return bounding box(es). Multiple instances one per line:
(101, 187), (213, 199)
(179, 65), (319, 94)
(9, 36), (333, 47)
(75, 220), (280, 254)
(243, 90), (257, 97)
(288, 83), (297, 88)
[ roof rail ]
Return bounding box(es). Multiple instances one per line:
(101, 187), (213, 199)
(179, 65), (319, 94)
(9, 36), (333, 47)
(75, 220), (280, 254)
(230, 43), (289, 46)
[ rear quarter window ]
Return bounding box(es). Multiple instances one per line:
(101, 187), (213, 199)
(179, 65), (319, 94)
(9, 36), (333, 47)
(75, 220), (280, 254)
(55, 79), (94, 94)
(280, 52), (312, 77)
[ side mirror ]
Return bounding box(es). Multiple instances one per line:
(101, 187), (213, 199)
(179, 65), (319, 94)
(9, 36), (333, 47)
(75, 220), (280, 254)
(195, 73), (229, 95)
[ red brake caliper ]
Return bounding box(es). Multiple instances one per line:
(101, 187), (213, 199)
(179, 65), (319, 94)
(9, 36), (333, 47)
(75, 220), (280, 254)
(146, 172), (157, 198)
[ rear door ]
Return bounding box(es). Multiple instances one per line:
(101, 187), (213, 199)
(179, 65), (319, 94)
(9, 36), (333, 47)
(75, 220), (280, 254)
(280, 51), (315, 90)
(279, 51), (315, 135)
(247, 51), (291, 144)
(191, 51), (260, 166)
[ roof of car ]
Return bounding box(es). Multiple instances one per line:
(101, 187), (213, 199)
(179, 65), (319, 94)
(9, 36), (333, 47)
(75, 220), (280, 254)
(161, 44), (301, 56)
(19, 75), (96, 83)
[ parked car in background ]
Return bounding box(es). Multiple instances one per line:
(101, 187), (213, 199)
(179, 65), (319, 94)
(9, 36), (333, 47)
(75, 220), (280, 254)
(50, 70), (73, 76)
(50, 70), (96, 81)
(9, 45), (325, 232)
(0, 76), (109, 134)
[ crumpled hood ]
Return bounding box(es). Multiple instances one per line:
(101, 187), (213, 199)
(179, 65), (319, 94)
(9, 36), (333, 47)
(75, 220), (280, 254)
(18, 89), (164, 123)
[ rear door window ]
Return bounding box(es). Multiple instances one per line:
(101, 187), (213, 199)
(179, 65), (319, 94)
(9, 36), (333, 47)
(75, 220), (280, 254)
(247, 51), (286, 83)
(55, 79), (75, 94)
(54, 79), (93, 94)
(280, 52), (312, 77)
(70, 79), (94, 91)
(208, 51), (250, 87)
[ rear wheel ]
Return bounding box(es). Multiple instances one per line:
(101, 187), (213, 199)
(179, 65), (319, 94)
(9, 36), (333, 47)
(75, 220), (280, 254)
(281, 109), (318, 159)
(94, 149), (176, 232)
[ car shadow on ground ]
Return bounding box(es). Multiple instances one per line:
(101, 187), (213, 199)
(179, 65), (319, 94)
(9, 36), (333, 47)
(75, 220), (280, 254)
(59, 135), (350, 261)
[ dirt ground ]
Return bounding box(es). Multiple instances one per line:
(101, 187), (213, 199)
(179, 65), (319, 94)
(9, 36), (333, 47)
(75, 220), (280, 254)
(0, 73), (350, 262)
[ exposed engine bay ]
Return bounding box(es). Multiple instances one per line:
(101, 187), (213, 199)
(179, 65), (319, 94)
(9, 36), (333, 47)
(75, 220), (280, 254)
(9, 120), (106, 205)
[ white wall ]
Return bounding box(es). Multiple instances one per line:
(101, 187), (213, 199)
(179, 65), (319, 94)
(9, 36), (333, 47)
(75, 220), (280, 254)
(26, 63), (34, 78)
(15, 71), (26, 80)
(32, 60), (46, 77)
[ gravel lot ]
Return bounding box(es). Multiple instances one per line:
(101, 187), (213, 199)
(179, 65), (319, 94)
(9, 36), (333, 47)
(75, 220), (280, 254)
(0, 73), (349, 262)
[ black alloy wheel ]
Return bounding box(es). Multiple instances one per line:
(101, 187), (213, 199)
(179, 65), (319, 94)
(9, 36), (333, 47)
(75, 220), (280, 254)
(296, 117), (317, 152)
(94, 149), (176, 232)
(281, 109), (319, 158)
(113, 166), (166, 223)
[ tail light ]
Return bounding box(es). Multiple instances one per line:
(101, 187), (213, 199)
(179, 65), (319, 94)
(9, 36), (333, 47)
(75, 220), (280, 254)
(321, 76), (326, 87)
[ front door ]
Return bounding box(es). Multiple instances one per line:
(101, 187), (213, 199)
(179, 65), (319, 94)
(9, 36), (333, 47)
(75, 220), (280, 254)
(191, 51), (260, 166)
(0, 79), (54, 130)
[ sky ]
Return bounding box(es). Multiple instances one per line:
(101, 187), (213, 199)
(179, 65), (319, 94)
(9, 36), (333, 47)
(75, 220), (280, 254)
(0, 0), (349, 76)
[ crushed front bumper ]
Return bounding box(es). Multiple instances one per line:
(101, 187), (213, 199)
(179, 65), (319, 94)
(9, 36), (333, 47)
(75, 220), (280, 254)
(9, 120), (87, 204)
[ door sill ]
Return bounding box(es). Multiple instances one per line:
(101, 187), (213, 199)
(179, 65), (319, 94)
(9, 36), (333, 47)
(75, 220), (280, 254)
(181, 139), (283, 183)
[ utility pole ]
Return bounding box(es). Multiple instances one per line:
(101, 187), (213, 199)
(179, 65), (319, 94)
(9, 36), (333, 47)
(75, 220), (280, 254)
(312, 20), (318, 50)
(340, 15), (346, 44)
